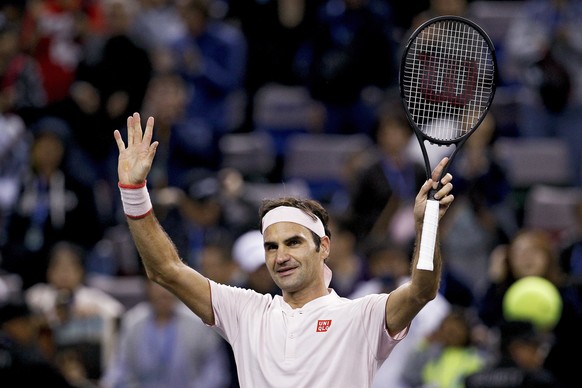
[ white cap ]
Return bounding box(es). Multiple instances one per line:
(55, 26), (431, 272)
(233, 230), (265, 273)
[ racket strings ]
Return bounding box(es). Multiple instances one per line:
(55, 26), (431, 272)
(402, 19), (495, 142)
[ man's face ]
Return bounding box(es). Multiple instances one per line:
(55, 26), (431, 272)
(263, 222), (326, 294)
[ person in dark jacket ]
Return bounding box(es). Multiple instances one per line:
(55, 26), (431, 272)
(0, 299), (73, 387)
(464, 320), (557, 388)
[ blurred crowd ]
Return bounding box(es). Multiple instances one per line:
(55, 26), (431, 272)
(1, 0), (582, 387)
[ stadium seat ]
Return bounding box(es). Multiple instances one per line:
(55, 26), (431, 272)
(283, 133), (373, 203)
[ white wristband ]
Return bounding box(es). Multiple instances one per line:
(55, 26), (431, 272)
(118, 181), (152, 219)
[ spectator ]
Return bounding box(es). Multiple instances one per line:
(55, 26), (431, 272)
(442, 114), (518, 298)
(326, 213), (366, 297)
(179, 172), (237, 268)
(504, 0), (582, 185)
(478, 229), (569, 328)
(0, 117), (104, 289)
(25, 241), (125, 381)
(169, 0), (247, 138)
(346, 101), (425, 244)
(478, 228), (582, 387)
(198, 236), (243, 387)
(401, 308), (489, 388)
(0, 16), (40, 237)
(464, 320), (557, 388)
(232, 229), (278, 295)
(131, 0), (186, 71)
(198, 236), (244, 288)
(0, 299), (73, 386)
(141, 72), (220, 189)
(349, 237), (451, 388)
(299, 0), (398, 135)
(0, 17), (46, 124)
(19, 0), (104, 105)
(0, 113), (30, 243)
(53, 0), (153, 208)
(216, 167), (260, 237)
(71, 0), (152, 135)
(25, 241), (124, 327)
(102, 280), (228, 388)
(225, 0), (323, 132)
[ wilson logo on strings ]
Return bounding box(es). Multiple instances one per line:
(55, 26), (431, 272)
(419, 53), (478, 107)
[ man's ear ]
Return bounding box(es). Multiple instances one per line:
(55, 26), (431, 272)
(320, 235), (331, 260)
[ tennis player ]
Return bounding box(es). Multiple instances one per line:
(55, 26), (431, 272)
(113, 113), (455, 387)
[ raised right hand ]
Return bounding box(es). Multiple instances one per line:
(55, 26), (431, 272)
(113, 112), (158, 185)
(413, 157), (455, 227)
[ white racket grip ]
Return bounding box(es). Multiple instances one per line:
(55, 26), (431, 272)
(417, 199), (440, 271)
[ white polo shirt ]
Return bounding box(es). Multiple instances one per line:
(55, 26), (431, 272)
(209, 280), (406, 388)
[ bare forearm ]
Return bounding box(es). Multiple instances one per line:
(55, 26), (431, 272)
(385, 231), (441, 335)
(126, 213), (184, 285)
(409, 231), (441, 303)
(126, 212), (215, 323)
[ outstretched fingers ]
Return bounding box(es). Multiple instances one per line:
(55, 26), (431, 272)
(114, 113), (151, 153)
(132, 112), (142, 146)
(143, 116), (155, 146)
(125, 112), (144, 146)
(123, 113), (156, 148)
(130, 113), (157, 149)
(127, 114), (135, 146)
(113, 129), (125, 152)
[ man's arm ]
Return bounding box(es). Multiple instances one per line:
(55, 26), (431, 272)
(384, 157), (454, 336)
(114, 113), (214, 324)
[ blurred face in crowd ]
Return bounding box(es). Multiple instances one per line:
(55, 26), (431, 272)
(434, 311), (472, 347)
(430, 0), (467, 16)
(377, 116), (412, 161)
(510, 338), (547, 370)
(32, 132), (65, 176)
(144, 73), (187, 125)
(508, 231), (552, 279)
(103, 0), (136, 36)
(147, 281), (178, 321)
(47, 245), (84, 291)
(199, 244), (237, 285)
(179, 0), (208, 37)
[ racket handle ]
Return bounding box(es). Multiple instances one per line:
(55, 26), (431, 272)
(417, 199), (439, 271)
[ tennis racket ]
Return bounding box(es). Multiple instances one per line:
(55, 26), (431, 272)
(399, 15), (498, 271)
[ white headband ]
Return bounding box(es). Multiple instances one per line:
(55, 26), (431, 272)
(261, 206), (325, 237)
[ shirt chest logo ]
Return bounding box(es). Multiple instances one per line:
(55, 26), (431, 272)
(316, 319), (332, 332)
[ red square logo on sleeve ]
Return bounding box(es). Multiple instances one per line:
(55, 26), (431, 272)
(316, 320), (332, 332)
